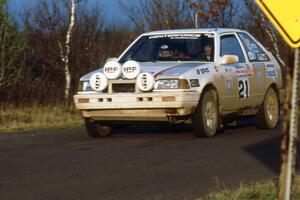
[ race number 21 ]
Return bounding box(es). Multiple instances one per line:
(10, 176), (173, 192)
(239, 79), (249, 99)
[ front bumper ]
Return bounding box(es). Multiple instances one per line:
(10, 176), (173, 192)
(74, 91), (200, 121)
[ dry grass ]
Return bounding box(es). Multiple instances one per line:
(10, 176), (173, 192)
(0, 105), (83, 133)
(198, 176), (300, 200)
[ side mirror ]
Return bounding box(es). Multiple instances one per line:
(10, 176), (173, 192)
(220, 55), (239, 65)
(106, 57), (118, 63)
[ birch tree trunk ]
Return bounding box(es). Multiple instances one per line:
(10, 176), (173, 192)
(60, 0), (76, 102)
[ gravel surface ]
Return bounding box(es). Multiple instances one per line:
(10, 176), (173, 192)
(0, 123), (299, 200)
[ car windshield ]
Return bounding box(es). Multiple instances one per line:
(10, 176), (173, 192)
(119, 33), (215, 63)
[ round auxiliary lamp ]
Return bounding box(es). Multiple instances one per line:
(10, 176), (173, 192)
(122, 60), (141, 79)
(136, 72), (155, 92)
(103, 60), (122, 80)
(89, 73), (108, 92)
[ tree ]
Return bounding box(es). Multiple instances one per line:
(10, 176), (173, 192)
(23, 0), (105, 105)
(0, 0), (25, 89)
(243, 0), (288, 67)
(186, 0), (240, 28)
(118, 0), (194, 31)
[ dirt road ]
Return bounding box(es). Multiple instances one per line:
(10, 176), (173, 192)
(0, 122), (298, 200)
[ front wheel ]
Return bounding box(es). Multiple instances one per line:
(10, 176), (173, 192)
(191, 90), (219, 138)
(255, 87), (279, 129)
(84, 118), (112, 138)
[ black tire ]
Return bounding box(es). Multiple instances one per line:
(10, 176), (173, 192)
(192, 90), (219, 138)
(84, 118), (112, 138)
(255, 87), (279, 129)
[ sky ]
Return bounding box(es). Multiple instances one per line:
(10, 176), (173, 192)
(8, 0), (131, 21)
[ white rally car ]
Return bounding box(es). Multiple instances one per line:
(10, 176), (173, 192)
(74, 28), (284, 138)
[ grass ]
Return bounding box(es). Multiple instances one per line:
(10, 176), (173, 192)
(0, 105), (83, 133)
(198, 176), (300, 200)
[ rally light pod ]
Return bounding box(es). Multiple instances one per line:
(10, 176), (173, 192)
(103, 60), (122, 79)
(136, 72), (155, 92)
(89, 73), (108, 92)
(122, 60), (141, 79)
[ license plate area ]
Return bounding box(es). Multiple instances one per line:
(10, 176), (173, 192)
(112, 83), (136, 93)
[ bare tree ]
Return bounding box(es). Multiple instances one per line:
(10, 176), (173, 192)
(118, 0), (194, 31)
(58, 0), (76, 101)
(101, 23), (137, 61)
(117, 0), (146, 32)
(187, 0), (240, 28)
(21, 0), (105, 105)
(244, 0), (287, 67)
(0, 1), (25, 88)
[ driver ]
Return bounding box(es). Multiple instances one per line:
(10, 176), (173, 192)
(159, 45), (174, 59)
(199, 44), (213, 62)
(203, 44), (212, 61)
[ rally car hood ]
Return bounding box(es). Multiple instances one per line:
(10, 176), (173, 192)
(80, 61), (208, 81)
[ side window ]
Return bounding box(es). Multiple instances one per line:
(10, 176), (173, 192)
(237, 33), (269, 62)
(220, 35), (245, 63)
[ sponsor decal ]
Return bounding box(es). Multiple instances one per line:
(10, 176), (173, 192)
(104, 66), (119, 73)
(238, 78), (250, 99)
(149, 33), (214, 40)
(103, 61), (122, 79)
(247, 43), (257, 50)
(238, 74), (248, 79)
(225, 67), (232, 72)
(236, 69), (248, 74)
(248, 52), (256, 60)
(266, 64), (275, 68)
(252, 63), (265, 68)
(257, 54), (268, 61)
(235, 64), (246, 69)
(189, 79), (200, 87)
(123, 66), (137, 73)
(149, 33), (205, 40)
(246, 43), (259, 53)
(122, 60), (141, 79)
(266, 70), (277, 77)
(196, 67), (210, 75)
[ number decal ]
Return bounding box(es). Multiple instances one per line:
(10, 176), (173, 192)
(239, 79), (249, 99)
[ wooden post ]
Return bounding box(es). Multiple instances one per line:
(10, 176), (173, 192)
(194, 13), (198, 29)
(278, 48), (300, 200)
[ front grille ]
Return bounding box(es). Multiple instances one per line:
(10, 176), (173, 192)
(112, 83), (136, 93)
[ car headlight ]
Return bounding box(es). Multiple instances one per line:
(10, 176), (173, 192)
(78, 81), (93, 91)
(154, 79), (190, 89)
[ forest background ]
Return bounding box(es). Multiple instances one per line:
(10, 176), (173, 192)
(0, 0), (294, 131)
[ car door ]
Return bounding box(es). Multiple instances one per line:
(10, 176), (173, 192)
(237, 32), (270, 105)
(219, 33), (254, 111)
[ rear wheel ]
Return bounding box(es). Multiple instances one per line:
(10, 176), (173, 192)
(255, 87), (279, 129)
(192, 90), (219, 138)
(84, 118), (112, 138)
